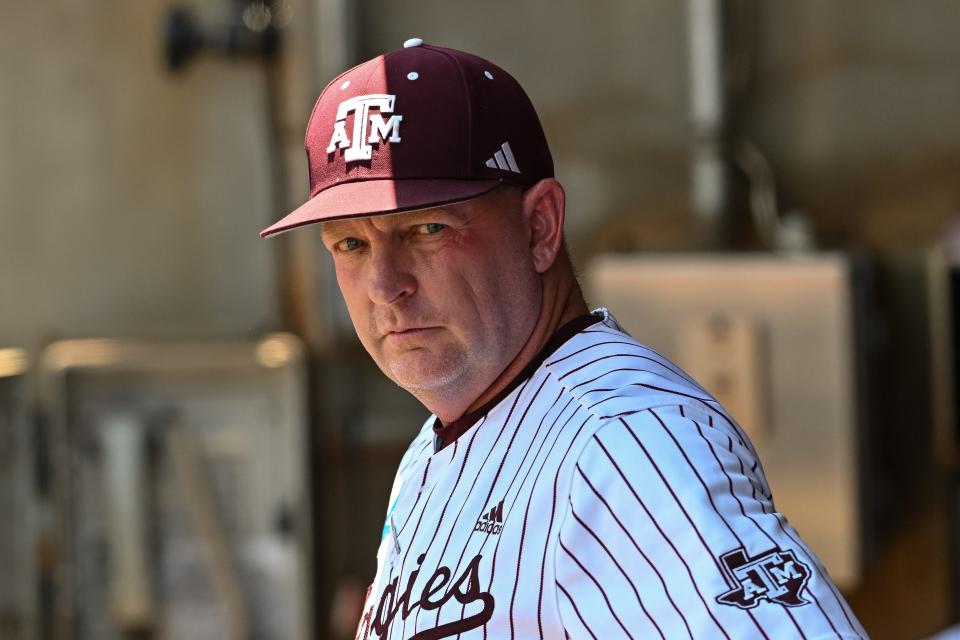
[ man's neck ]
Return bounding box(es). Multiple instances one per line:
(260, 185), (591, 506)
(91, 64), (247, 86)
(455, 255), (589, 422)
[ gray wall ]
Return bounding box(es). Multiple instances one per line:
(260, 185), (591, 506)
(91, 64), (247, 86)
(744, 1), (960, 248)
(0, 1), (281, 351)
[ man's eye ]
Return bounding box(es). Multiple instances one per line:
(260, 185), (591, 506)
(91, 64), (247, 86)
(336, 237), (364, 251)
(418, 223), (446, 235)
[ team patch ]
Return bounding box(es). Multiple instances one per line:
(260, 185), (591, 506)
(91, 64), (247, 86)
(716, 546), (811, 609)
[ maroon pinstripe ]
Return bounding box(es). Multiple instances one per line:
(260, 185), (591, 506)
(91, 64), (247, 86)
(572, 463), (695, 639)
(556, 582), (597, 640)
(593, 433), (735, 639)
(566, 504), (667, 640)
(558, 540), (635, 639)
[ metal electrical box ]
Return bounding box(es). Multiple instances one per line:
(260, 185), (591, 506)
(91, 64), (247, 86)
(0, 349), (33, 640)
(587, 253), (867, 589)
(40, 334), (311, 640)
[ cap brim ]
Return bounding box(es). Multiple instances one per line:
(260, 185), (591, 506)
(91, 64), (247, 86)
(260, 178), (502, 238)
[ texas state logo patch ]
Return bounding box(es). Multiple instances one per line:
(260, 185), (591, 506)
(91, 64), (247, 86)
(715, 546), (812, 609)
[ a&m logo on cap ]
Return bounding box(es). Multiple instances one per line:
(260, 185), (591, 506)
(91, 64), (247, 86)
(326, 94), (403, 162)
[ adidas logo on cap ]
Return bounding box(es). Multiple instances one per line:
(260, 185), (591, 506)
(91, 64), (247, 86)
(485, 142), (520, 174)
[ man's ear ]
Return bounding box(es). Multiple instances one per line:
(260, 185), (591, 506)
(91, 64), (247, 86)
(521, 178), (566, 274)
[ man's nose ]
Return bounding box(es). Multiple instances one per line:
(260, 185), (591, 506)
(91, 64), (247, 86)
(366, 245), (416, 305)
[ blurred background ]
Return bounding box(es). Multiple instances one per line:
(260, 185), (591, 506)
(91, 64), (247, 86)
(1, 1), (959, 638)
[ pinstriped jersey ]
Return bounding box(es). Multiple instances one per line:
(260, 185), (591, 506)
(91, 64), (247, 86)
(355, 309), (866, 640)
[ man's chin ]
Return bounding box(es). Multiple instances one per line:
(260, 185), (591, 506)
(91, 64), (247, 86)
(384, 351), (467, 394)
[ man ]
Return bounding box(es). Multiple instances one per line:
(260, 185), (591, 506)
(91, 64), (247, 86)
(262, 39), (866, 639)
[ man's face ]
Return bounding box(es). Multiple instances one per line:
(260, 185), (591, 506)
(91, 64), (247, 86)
(320, 188), (542, 400)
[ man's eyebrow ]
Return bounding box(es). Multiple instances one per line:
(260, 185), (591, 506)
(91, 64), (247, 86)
(320, 206), (471, 239)
(319, 220), (358, 240)
(400, 206), (470, 224)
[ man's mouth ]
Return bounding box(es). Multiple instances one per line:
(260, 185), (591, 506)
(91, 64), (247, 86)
(387, 327), (435, 336)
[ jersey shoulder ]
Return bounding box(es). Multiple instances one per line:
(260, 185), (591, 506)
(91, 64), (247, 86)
(544, 310), (760, 475)
(544, 309), (719, 421)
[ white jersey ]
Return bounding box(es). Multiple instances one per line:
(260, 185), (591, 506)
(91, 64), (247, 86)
(355, 309), (866, 640)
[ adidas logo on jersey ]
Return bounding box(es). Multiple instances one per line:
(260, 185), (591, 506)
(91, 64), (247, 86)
(473, 499), (504, 535)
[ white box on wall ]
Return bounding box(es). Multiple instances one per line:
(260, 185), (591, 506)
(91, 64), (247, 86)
(586, 253), (866, 589)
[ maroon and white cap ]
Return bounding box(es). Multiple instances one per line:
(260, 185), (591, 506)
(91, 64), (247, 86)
(260, 38), (554, 237)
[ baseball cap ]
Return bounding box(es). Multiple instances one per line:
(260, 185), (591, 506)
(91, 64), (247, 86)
(260, 38), (554, 237)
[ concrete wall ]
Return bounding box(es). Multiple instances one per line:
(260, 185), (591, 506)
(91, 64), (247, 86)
(744, 1), (960, 249)
(0, 1), (281, 351)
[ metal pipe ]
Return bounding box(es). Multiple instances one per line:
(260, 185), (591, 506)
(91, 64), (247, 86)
(687, 0), (729, 233)
(167, 425), (251, 640)
(100, 413), (156, 634)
